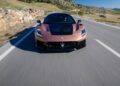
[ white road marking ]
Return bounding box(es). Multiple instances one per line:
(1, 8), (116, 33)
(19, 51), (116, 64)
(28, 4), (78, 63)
(83, 19), (120, 30)
(95, 39), (120, 58)
(0, 29), (34, 61)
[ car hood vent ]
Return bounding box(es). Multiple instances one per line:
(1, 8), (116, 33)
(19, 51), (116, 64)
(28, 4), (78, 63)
(49, 23), (73, 35)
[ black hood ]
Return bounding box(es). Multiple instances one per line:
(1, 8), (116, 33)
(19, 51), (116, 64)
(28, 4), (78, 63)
(49, 23), (73, 35)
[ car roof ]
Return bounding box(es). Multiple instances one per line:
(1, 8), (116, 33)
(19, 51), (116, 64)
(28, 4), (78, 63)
(47, 12), (71, 16)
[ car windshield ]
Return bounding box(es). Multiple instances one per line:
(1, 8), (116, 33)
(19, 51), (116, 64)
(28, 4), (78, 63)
(43, 13), (76, 24)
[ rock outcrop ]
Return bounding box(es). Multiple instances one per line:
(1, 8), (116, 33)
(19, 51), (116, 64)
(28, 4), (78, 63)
(0, 8), (44, 32)
(0, 8), (44, 45)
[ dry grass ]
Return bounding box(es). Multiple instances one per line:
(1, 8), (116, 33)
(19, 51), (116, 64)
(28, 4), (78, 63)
(0, 21), (35, 46)
(83, 13), (120, 27)
(0, 0), (61, 11)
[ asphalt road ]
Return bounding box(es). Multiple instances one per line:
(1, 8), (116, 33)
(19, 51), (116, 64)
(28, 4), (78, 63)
(0, 16), (120, 86)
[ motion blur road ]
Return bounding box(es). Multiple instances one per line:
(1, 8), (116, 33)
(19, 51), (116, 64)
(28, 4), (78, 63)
(0, 16), (120, 86)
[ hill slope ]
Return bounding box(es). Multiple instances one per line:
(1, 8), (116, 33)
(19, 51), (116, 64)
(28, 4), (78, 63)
(0, 0), (61, 11)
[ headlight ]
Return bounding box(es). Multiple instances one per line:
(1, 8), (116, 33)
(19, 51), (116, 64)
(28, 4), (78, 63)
(81, 28), (86, 35)
(35, 29), (42, 37)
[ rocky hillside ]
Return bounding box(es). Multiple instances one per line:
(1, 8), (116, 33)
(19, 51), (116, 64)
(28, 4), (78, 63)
(0, 8), (44, 30)
(0, 0), (62, 46)
(0, 8), (44, 45)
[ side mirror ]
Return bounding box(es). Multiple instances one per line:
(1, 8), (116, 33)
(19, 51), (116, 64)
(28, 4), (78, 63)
(77, 19), (82, 24)
(37, 20), (41, 26)
(76, 19), (82, 31)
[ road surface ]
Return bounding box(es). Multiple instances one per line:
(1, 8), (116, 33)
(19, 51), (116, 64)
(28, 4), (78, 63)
(0, 16), (120, 86)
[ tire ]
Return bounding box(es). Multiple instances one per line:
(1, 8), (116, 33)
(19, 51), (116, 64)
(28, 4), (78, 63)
(81, 40), (86, 47)
(76, 40), (86, 49)
(36, 40), (47, 51)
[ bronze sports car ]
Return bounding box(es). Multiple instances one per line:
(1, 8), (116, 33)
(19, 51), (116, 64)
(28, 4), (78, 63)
(34, 13), (87, 49)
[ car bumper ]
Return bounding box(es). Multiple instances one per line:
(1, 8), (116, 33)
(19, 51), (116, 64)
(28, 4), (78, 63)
(35, 33), (86, 48)
(35, 38), (86, 48)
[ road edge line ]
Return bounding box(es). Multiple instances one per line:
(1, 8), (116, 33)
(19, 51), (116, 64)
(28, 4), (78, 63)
(0, 29), (34, 61)
(95, 39), (120, 58)
(83, 19), (120, 30)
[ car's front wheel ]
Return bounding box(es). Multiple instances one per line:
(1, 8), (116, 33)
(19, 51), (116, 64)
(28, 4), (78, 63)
(36, 40), (47, 51)
(76, 40), (86, 49)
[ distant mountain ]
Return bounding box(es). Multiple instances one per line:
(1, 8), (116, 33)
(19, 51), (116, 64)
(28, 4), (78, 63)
(113, 8), (120, 11)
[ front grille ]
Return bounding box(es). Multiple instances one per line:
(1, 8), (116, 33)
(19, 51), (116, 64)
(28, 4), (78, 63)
(46, 42), (77, 48)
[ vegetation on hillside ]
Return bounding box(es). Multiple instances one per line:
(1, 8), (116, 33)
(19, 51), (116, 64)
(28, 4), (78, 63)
(18, 0), (75, 11)
(0, 0), (61, 12)
(1, 0), (119, 15)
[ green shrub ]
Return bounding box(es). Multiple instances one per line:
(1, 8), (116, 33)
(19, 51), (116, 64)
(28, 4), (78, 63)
(78, 11), (84, 16)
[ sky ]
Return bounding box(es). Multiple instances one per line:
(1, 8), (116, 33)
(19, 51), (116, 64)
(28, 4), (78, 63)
(74, 0), (120, 8)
